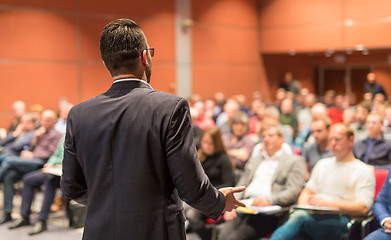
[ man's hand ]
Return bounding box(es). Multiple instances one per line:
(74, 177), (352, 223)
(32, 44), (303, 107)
(252, 197), (271, 207)
(20, 150), (34, 159)
(384, 219), (391, 233)
(223, 210), (237, 221)
(308, 195), (333, 207)
(35, 127), (46, 138)
(219, 186), (246, 212)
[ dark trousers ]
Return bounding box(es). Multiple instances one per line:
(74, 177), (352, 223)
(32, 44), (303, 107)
(21, 171), (60, 221)
(218, 213), (280, 240)
(0, 156), (44, 214)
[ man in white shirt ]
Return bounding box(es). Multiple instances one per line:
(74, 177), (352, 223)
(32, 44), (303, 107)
(271, 123), (375, 240)
(218, 124), (306, 240)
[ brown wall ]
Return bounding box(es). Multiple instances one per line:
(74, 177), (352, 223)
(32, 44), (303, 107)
(0, 0), (176, 127)
(1, 0), (391, 127)
(192, 0), (268, 100)
(260, 0), (391, 53)
(0, 0), (267, 128)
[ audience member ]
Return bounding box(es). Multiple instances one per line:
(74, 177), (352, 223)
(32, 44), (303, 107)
(279, 98), (298, 137)
(204, 98), (216, 120)
(351, 101), (371, 141)
(0, 113), (36, 163)
(274, 88), (286, 110)
(263, 106), (293, 146)
(218, 124), (306, 240)
(0, 110), (62, 224)
(353, 113), (391, 169)
(216, 98), (240, 134)
(294, 103), (328, 150)
(343, 107), (356, 125)
(190, 107), (203, 149)
(54, 102), (73, 134)
(383, 105), (391, 140)
(297, 93), (316, 132)
(193, 100), (215, 131)
(301, 116), (333, 175)
(271, 123), (375, 240)
(0, 101), (26, 138)
(346, 92), (357, 107)
(327, 93), (345, 124)
(280, 72), (301, 96)
(8, 136), (65, 235)
(248, 99), (265, 134)
(236, 95), (249, 114)
(364, 72), (387, 100)
(363, 168), (391, 240)
(323, 89), (335, 108)
(294, 88), (308, 113)
(222, 112), (254, 170)
(186, 127), (234, 240)
(29, 104), (44, 129)
(212, 92), (226, 121)
(373, 93), (386, 106)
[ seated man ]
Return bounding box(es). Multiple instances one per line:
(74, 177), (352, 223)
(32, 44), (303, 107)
(363, 168), (391, 240)
(218, 124), (306, 240)
(8, 135), (65, 235)
(353, 113), (391, 169)
(350, 101), (370, 142)
(270, 123), (375, 240)
(0, 109), (62, 224)
(0, 100), (26, 138)
(279, 98), (298, 137)
(0, 113), (36, 163)
(301, 116), (333, 178)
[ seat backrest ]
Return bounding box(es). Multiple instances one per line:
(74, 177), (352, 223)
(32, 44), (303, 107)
(374, 169), (389, 199)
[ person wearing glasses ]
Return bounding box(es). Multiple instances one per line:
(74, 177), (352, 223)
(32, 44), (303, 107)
(60, 18), (245, 240)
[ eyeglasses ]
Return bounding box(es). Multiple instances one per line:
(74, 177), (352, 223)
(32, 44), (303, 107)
(143, 48), (154, 57)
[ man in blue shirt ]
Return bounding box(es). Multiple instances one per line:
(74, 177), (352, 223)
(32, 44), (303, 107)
(353, 113), (391, 169)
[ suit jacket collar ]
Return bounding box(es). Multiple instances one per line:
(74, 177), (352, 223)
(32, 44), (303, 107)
(254, 149), (291, 183)
(107, 78), (153, 92)
(271, 151), (291, 183)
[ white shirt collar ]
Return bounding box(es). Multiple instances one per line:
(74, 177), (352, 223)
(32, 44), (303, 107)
(262, 148), (283, 161)
(113, 78), (153, 89)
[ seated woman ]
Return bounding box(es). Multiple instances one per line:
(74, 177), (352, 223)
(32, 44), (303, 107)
(186, 126), (234, 240)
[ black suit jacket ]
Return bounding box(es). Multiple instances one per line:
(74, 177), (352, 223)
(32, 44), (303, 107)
(61, 80), (225, 240)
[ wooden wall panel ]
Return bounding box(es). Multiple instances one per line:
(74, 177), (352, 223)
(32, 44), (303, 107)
(0, 0), (77, 11)
(260, 0), (391, 52)
(260, 0), (341, 27)
(261, 25), (342, 53)
(193, 64), (262, 99)
(79, 0), (174, 21)
(193, 0), (258, 28)
(192, 0), (264, 101)
(0, 10), (77, 60)
(0, 0), (176, 129)
(344, 22), (391, 49)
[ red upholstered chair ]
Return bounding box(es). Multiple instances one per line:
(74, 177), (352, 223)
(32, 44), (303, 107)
(374, 169), (389, 199)
(345, 168), (390, 240)
(204, 216), (223, 240)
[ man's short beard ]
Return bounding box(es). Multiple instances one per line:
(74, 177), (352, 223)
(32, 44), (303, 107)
(146, 55), (152, 83)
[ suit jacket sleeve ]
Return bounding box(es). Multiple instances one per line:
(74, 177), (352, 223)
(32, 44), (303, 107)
(373, 169), (391, 223)
(61, 108), (88, 205)
(164, 99), (225, 220)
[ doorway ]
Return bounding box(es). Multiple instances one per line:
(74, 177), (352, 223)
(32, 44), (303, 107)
(316, 66), (371, 102)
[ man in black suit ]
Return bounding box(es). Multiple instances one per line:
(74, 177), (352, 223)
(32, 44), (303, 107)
(61, 18), (245, 240)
